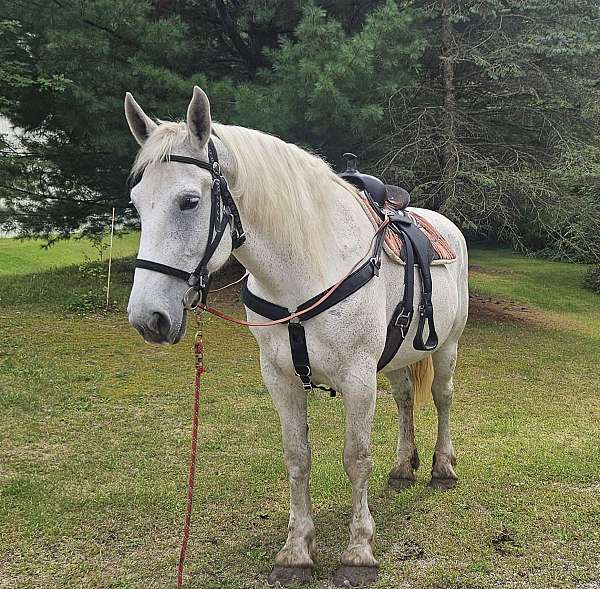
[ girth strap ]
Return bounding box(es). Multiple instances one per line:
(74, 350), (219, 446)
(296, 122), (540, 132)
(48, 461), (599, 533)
(377, 231), (415, 370)
(391, 216), (438, 351)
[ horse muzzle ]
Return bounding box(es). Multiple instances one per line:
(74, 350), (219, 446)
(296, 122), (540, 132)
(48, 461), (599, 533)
(128, 307), (186, 344)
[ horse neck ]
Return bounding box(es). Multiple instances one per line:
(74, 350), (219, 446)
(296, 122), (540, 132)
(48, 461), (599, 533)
(232, 184), (375, 308)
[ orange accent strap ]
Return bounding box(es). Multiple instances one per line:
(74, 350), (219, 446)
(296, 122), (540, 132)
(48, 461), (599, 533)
(199, 218), (389, 327)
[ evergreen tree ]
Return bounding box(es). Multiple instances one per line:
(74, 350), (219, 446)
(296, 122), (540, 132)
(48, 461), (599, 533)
(380, 0), (600, 260)
(1, 0), (412, 239)
(1, 0), (598, 262)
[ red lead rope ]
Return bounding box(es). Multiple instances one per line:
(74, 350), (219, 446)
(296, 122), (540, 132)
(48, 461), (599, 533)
(177, 331), (205, 589)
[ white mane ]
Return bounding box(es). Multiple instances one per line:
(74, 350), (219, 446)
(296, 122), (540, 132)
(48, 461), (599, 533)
(131, 121), (357, 274)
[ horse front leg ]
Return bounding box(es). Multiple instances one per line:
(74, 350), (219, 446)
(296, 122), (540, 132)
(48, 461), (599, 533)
(262, 363), (315, 587)
(333, 369), (379, 587)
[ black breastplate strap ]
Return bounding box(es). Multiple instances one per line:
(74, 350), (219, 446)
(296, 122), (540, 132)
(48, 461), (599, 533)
(132, 139), (245, 308)
(241, 230), (386, 395)
(242, 211), (438, 392)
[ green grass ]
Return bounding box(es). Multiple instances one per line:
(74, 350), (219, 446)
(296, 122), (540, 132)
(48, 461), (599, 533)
(469, 247), (598, 316)
(1, 246), (599, 588)
(0, 232), (140, 275)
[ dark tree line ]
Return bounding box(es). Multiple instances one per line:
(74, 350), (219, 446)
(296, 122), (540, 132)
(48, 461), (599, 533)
(1, 0), (599, 261)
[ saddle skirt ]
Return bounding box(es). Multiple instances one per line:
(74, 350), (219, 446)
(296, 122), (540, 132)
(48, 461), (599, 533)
(354, 191), (456, 265)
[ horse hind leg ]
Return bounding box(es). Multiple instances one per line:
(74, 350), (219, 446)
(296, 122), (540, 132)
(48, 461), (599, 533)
(429, 341), (458, 490)
(387, 367), (420, 491)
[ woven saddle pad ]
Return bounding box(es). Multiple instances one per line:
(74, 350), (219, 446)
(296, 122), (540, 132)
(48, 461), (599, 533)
(354, 192), (456, 265)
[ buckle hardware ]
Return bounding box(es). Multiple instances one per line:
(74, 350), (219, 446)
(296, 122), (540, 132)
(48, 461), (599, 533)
(187, 273), (207, 289)
(394, 309), (413, 337)
(294, 364), (312, 389)
(295, 365), (311, 377)
(183, 287), (201, 310)
(370, 256), (382, 276)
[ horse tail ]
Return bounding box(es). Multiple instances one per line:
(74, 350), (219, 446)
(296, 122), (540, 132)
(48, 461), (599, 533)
(409, 356), (434, 405)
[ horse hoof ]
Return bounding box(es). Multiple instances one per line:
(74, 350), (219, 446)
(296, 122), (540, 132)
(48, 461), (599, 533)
(388, 476), (416, 492)
(333, 565), (379, 587)
(428, 477), (457, 491)
(267, 565), (313, 586)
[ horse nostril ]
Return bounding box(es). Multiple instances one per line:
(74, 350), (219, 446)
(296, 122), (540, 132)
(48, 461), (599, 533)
(149, 311), (171, 337)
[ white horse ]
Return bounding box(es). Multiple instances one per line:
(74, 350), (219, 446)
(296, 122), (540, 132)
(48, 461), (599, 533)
(125, 87), (468, 587)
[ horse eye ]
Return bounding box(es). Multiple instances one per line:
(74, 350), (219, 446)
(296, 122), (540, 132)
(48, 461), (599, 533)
(180, 196), (200, 211)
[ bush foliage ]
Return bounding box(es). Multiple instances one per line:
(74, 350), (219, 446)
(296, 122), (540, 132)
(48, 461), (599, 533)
(583, 266), (600, 294)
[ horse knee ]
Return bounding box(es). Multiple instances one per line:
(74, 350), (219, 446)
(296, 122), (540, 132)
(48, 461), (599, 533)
(283, 446), (311, 480)
(343, 447), (373, 481)
(432, 381), (453, 406)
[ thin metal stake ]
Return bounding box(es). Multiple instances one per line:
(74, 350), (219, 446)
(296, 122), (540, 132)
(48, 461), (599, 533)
(106, 207), (116, 310)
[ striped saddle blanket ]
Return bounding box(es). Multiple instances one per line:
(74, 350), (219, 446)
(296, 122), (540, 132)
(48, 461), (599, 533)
(354, 192), (456, 265)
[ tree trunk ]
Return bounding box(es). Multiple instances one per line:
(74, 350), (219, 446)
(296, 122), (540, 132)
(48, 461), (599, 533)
(437, 0), (458, 211)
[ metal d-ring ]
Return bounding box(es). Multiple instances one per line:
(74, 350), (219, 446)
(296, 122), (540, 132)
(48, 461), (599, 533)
(183, 287), (202, 311)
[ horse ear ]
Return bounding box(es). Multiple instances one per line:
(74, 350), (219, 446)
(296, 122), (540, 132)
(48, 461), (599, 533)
(187, 86), (211, 151)
(124, 92), (157, 146)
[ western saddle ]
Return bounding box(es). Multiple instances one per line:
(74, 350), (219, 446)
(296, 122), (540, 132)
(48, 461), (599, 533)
(339, 152), (411, 211)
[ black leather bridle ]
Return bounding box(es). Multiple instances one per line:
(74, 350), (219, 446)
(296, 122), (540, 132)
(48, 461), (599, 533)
(130, 139), (245, 309)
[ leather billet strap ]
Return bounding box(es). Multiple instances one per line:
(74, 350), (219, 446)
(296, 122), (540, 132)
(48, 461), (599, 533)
(132, 138), (245, 306)
(393, 217), (438, 351)
(377, 230), (415, 370)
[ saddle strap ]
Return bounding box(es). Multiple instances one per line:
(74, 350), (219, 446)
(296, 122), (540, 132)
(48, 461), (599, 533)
(288, 322), (337, 396)
(377, 231), (415, 370)
(376, 212), (439, 371)
(398, 220), (438, 351)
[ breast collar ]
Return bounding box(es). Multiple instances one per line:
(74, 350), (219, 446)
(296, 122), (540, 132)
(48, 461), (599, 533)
(130, 138), (246, 308)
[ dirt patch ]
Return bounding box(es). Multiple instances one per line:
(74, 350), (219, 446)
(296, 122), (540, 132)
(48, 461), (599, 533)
(468, 293), (547, 326)
(392, 539), (425, 561)
(492, 525), (522, 556)
(469, 264), (514, 276)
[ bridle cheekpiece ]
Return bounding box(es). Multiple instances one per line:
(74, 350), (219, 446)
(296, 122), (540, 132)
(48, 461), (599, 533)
(130, 138), (245, 310)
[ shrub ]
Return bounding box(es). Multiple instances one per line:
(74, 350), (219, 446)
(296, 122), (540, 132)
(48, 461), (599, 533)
(583, 265), (600, 294)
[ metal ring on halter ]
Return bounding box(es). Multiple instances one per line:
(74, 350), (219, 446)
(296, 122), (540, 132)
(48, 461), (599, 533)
(183, 287), (202, 310)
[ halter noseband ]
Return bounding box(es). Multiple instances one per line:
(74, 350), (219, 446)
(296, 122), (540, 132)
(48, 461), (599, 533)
(131, 138), (245, 309)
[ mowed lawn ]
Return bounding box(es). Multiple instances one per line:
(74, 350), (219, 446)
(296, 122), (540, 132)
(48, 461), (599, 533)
(0, 232), (140, 275)
(0, 242), (599, 589)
